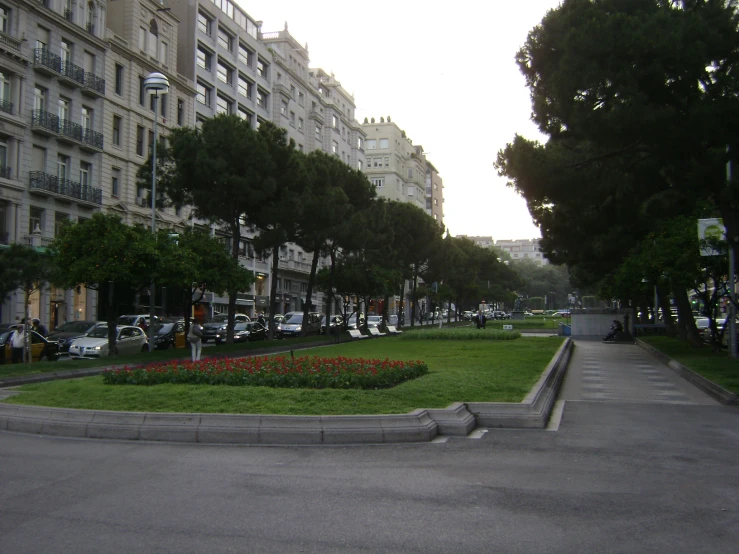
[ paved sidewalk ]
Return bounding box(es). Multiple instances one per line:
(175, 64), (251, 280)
(559, 339), (718, 405)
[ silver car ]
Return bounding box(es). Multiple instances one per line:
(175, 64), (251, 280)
(68, 325), (148, 357)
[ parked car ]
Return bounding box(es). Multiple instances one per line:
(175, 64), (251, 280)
(151, 320), (185, 350)
(321, 315), (343, 334)
(201, 313), (250, 343)
(276, 312), (322, 338)
(68, 325), (148, 357)
(1, 329), (60, 364)
(491, 311), (511, 320)
(553, 310), (571, 318)
(388, 314), (400, 326)
(215, 321), (267, 344)
(366, 315), (383, 328)
(117, 314), (159, 329)
(47, 320), (102, 353)
(345, 313), (366, 330)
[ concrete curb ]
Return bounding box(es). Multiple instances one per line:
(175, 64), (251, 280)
(636, 339), (737, 405)
(467, 338), (573, 428)
(0, 338), (572, 444)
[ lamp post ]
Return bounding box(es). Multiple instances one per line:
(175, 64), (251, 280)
(143, 72), (169, 352)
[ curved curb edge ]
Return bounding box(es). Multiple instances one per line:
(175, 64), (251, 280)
(635, 339), (737, 405)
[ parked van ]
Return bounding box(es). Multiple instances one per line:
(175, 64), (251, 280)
(276, 311), (322, 338)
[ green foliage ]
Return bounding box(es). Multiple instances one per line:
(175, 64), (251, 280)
(400, 328), (520, 340)
(0, 243), (53, 300)
(528, 297), (544, 310)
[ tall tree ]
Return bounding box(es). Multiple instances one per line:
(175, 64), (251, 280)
(155, 115), (264, 342)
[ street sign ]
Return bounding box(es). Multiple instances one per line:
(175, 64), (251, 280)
(697, 218), (725, 256)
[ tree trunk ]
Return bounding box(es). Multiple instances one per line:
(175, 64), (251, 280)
(302, 251), (320, 337)
(398, 280), (406, 327)
(268, 244), (281, 340)
(107, 281), (118, 356)
(673, 286), (702, 347)
(411, 268), (418, 328)
(656, 285), (677, 337)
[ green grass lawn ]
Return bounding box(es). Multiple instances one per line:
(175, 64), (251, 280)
(4, 337), (565, 415)
(641, 336), (739, 395)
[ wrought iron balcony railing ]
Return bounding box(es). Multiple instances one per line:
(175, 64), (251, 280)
(83, 127), (104, 150)
(33, 48), (62, 73)
(0, 98), (12, 115)
(60, 60), (85, 85)
(86, 22), (95, 35)
(64, 9), (73, 21)
(59, 118), (84, 142)
(29, 171), (102, 205)
(83, 72), (105, 95)
(0, 165), (11, 179)
(31, 109), (60, 133)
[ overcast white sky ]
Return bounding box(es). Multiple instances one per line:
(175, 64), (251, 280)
(239, 0), (562, 240)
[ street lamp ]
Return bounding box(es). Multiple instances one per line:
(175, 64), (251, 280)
(143, 72), (169, 352)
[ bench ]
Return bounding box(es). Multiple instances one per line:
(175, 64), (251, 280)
(348, 329), (368, 340)
(368, 327), (386, 337)
(386, 325), (403, 335)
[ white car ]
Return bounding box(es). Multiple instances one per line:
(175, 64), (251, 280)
(366, 315), (383, 328)
(68, 325), (148, 357)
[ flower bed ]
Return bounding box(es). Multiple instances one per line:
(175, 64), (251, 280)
(102, 355), (429, 389)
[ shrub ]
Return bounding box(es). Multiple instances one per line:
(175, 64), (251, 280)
(102, 355), (429, 389)
(400, 328), (520, 340)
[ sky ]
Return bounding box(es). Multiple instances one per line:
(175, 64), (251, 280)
(240, 0), (563, 241)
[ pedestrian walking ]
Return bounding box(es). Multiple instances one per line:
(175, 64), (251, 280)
(188, 320), (203, 362)
(11, 324), (25, 363)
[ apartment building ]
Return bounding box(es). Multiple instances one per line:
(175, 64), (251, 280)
(495, 238), (548, 265)
(104, 0), (196, 228)
(0, 0), (109, 326)
(426, 160), (444, 225)
(361, 117), (434, 214)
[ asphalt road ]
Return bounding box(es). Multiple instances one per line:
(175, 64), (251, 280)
(1, 399), (737, 553)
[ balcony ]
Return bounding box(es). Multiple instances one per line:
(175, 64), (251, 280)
(31, 109), (59, 136)
(81, 127), (104, 151)
(59, 60), (85, 87)
(64, 9), (73, 22)
(86, 22), (95, 36)
(0, 99), (13, 115)
(307, 107), (324, 124)
(57, 118), (84, 144)
(29, 171), (102, 206)
(82, 72), (106, 97)
(0, 31), (23, 58)
(33, 48), (62, 75)
(0, 165), (11, 179)
(278, 259), (312, 274)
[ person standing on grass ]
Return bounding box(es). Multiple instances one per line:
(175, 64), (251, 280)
(188, 320), (203, 362)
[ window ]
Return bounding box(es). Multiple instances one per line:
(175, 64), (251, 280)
(217, 28), (232, 51)
(332, 141), (338, 155)
(29, 206), (43, 234)
(159, 41), (168, 65)
(58, 98), (69, 121)
(237, 106), (251, 124)
(357, 160), (363, 171)
(139, 27), (147, 52)
(238, 43), (253, 66)
(332, 114), (338, 128)
(216, 94), (230, 115)
(290, 111), (296, 126)
(298, 144), (303, 152)
(298, 91), (304, 106)
(366, 139), (376, 150)
(197, 47), (211, 70)
(60, 39), (72, 65)
(298, 117), (303, 132)
(0, 71), (11, 112)
(315, 125), (321, 139)
(217, 61), (232, 84)
(147, 19), (158, 58)
(160, 93), (167, 117)
(54, 212), (69, 237)
(86, 2), (95, 34)
(177, 99), (184, 125)
(34, 86), (46, 112)
(290, 84), (295, 98)
(79, 162), (91, 187)
(81, 106), (92, 130)
(139, 76), (145, 106)
(111, 167), (120, 197)
(408, 168), (413, 178)
(136, 125), (144, 156)
(0, 5), (9, 34)
(379, 138), (388, 149)
(197, 11), (211, 35)
(238, 75), (251, 99)
(57, 154), (68, 182)
(280, 99), (288, 116)
(196, 81), (210, 106)
(384, 156), (390, 167)
(114, 64), (123, 95)
(36, 26), (49, 51)
(358, 137), (364, 150)
(371, 177), (384, 188)
(372, 158), (379, 168)
(256, 89), (266, 109)
(257, 59), (267, 78)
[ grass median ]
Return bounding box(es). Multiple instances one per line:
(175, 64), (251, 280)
(641, 336), (739, 394)
(4, 336), (565, 415)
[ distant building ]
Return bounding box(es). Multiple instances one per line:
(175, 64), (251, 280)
(457, 235), (495, 249)
(361, 117), (444, 227)
(495, 238), (547, 265)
